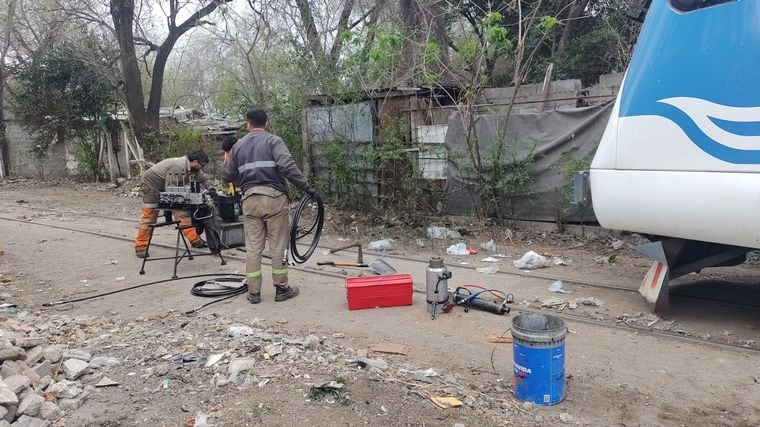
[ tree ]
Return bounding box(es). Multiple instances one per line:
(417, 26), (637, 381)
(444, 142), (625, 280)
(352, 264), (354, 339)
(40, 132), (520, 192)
(12, 38), (115, 177)
(109, 0), (232, 146)
(0, 0), (17, 176)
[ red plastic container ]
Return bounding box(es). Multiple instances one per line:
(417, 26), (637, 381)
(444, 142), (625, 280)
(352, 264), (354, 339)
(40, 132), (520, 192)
(345, 274), (413, 310)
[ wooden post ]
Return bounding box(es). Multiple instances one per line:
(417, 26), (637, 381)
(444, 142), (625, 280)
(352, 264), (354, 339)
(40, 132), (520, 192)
(97, 132), (105, 183)
(105, 131), (115, 183)
(301, 105), (312, 179)
(122, 129), (131, 178)
(538, 62), (555, 113)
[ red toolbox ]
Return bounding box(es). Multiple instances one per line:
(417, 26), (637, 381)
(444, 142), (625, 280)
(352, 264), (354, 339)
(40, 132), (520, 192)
(345, 274), (413, 310)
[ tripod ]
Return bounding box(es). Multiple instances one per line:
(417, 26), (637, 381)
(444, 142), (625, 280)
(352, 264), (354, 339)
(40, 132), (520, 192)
(138, 209), (226, 279)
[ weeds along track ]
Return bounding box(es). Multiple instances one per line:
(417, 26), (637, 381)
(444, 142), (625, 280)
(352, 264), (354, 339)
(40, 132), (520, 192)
(1, 211), (759, 354)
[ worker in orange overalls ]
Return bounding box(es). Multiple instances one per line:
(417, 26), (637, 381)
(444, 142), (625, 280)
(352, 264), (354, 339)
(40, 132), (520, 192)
(134, 149), (216, 258)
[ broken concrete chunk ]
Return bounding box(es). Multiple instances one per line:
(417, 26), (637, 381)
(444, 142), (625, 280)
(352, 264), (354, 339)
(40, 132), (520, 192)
(351, 357), (388, 370)
(0, 387), (18, 405)
(47, 381), (81, 399)
(0, 347), (25, 362)
(227, 326), (254, 338)
(2, 404), (15, 423)
(3, 374), (31, 393)
(11, 337), (47, 349)
(35, 376), (51, 391)
(23, 347), (44, 364)
(228, 358), (256, 375)
(88, 356), (120, 369)
(32, 361), (51, 379)
(41, 346), (64, 364)
(62, 349), (91, 362)
(12, 414), (49, 427)
(63, 359), (89, 380)
(21, 368), (40, 384)
(1, 360), (25, 378)
(18, 393), (44, 417)
(38, 401), (61, 421)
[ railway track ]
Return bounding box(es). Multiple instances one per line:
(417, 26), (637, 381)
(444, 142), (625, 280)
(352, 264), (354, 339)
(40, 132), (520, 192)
(1, 212), (758, 354)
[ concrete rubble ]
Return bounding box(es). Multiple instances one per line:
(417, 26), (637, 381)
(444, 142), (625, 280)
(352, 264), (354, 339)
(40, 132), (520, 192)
(0, 306), (540, 425)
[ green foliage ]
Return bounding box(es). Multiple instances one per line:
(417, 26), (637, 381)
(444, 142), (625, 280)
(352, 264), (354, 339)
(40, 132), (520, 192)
(539, 16), (560, 31)
(307, 377), (350, 405)
(74, 131), (106, 182)
(13, 41), (114, 134)
(12, 36), (115, 178)
(159, 128), (205, 159)
(322, 138), (361, 206)
(373, 117), (425, 223)
(553, 27), (627, 86)
(367, 30), (403, 77)
(28, 134), (53, 179)
(478, 135), (535, 219)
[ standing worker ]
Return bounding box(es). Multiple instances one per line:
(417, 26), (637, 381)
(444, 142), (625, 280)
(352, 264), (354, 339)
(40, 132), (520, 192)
(222, 109), (315, 304)
(134, 149), (216, 258)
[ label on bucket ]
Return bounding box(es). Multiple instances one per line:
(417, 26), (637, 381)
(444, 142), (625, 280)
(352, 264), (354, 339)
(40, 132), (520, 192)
(513, 342), (565, 405)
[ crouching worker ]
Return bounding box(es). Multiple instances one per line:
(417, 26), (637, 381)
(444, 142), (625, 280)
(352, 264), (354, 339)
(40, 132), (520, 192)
(222, 108), (315, 304)
(134, 149), (216, 258)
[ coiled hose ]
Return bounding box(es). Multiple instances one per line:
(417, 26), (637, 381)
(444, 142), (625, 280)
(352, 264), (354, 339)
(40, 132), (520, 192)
(289, 192), (324, 264)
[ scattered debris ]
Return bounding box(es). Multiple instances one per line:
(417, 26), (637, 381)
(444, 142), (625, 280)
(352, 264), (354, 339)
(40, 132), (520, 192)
(367, 239), (395, 251)
(427, 226), (462, 240)
(513, 251), (550, 270)
(548, 280), (572, 294)
(481, 257), (499, 263)
(447, 243), (469, 256)
(370, 342), (410, 355)
(431, 396), (463, 409)
(480, 239), (497, 252)
(351, 357), (388, 370)
(308, 378), (350, 405)
(486, 331), (513, 344)
(95, 377), (119, 387)
(594, 255), (616, 264)
(475, 266), (499, 274)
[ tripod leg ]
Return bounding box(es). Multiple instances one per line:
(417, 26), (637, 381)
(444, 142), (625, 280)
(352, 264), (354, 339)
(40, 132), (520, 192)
(139, 226), (155, 275)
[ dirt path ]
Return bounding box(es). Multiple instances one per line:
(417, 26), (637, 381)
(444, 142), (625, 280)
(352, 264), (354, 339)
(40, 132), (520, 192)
(1, 180), (759, 426)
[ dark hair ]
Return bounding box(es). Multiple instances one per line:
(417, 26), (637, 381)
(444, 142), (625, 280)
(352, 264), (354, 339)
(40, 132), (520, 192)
(187, 149), (209, 164)
(222, 136), (237, 152)
(246, 109), (267, 127)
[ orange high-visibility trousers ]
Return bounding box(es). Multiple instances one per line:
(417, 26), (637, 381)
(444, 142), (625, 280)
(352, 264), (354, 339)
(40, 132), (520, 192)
(134, 207), (201, 252)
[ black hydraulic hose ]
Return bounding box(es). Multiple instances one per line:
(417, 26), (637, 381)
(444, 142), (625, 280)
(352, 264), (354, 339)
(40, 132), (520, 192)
(190, 277), (247, 297)
(289, 192), (324, 264)
(42, 273), (245, 307)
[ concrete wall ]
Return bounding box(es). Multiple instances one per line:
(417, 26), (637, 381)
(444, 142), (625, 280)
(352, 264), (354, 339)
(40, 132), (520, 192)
(4, 120), (74, 179)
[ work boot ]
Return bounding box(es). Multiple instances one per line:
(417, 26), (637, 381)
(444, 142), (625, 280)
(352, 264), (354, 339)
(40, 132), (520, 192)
(191, 239), (208, 249)
(247, 293), (261, 304)
(274, 285), (299, 302)
(135, 250), (149, 259)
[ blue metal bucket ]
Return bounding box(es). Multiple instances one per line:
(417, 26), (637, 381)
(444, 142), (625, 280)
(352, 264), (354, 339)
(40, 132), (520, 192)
(512, 313), (566, 405)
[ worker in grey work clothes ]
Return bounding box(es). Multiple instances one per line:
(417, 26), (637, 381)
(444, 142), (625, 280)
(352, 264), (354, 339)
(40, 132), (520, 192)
(222, 108), (315, 304)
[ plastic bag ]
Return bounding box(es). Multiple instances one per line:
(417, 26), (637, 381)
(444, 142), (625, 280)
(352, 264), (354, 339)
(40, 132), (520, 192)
(368, 239), (395, 251)
(447, 243), (469, 256)
(513, 250), (550, 270)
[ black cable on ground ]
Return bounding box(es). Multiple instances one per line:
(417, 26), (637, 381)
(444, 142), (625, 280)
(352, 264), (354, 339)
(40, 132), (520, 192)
(190, 277), (247, 297)
(289, 192), (324, 264)
(42, 273), (245, 307)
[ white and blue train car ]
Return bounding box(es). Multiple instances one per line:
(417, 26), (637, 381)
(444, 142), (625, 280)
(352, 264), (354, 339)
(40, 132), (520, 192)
(590, 0), (760, 312)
